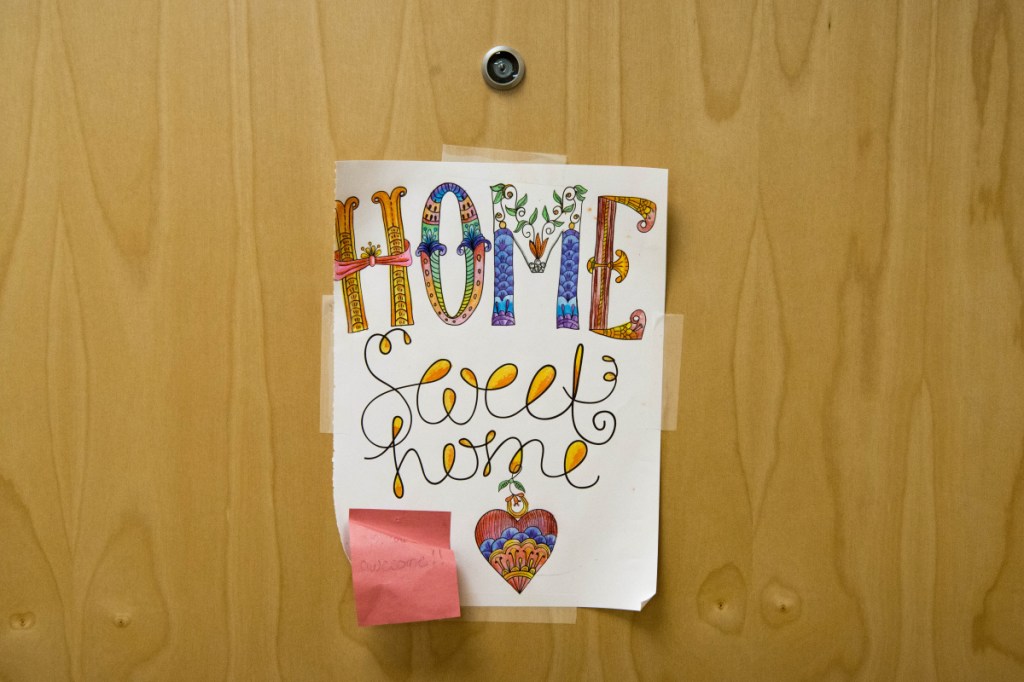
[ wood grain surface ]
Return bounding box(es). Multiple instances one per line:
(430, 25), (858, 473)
(1, 0), (1022, 679)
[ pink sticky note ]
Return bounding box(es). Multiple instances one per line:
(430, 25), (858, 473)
(349, 509), (460, 626)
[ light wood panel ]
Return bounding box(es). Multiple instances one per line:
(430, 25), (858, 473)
(0, 0), (1022, 679)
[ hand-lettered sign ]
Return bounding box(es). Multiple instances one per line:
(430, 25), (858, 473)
(334, 161), (667, 610)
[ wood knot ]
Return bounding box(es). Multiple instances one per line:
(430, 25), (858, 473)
(697, 563), (746, 634)
(113, 613), (132, 628)
(10, 612), (35, 630)
(761, 580), (801, 627)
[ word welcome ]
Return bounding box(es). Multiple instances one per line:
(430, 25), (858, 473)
(359, 550), (447, 573)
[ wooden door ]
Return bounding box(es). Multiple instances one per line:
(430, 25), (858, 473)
(1, 1), (1022, 679)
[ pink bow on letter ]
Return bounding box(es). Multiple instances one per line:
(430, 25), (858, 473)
(334, 240), (413, 281)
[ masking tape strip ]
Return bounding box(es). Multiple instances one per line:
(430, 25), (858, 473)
(661, 313), (684, 432)
(320, 295), (334, 434)
(441, 144), (567, 165)
(459, 606), (578, 624)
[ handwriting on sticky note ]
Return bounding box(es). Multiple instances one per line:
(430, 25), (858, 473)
(359, 548), (448, 572)
(349, 509), (460, 626)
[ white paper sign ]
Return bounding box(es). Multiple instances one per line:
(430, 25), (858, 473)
(333, 160), (667, 610)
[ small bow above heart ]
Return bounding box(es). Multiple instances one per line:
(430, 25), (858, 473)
(505, 492), (529, 518)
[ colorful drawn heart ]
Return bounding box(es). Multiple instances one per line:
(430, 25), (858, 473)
(474, 507), (558, 593)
